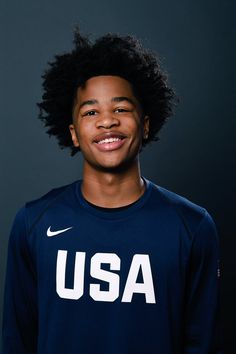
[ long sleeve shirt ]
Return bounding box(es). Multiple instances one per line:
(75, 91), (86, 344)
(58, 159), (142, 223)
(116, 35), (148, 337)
(2, 177), (224, 353)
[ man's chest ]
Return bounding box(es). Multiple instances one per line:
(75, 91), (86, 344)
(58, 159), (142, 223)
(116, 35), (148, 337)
(29, 212), (190, 305)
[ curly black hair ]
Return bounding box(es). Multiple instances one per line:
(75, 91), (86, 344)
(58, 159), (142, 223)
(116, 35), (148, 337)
(38, 27), (177, 156)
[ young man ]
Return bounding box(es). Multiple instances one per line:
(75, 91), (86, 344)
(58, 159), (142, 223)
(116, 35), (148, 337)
(2, 29), (223, 354)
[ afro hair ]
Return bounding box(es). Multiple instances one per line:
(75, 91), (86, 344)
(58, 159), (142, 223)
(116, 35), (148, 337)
(38, 27), (177, 155)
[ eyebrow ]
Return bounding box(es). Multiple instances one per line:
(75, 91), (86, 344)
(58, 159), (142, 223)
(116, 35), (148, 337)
(111, 96), (135, 105)
(79, 96), (136, 110)
(79, 99), (98, 110)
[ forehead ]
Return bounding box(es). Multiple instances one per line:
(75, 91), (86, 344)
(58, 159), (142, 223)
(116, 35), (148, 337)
(76, 75), (136, 102)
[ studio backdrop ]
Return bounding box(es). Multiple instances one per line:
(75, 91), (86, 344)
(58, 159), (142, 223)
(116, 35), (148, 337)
(1, 0), (235, 352)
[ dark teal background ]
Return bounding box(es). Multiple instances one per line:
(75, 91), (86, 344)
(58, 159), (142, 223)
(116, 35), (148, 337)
(1, 0), (235, 352)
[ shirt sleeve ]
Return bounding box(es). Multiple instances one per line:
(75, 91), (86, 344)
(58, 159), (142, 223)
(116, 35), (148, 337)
(1, 206), (38, 354)
(184, 210), (224, 354)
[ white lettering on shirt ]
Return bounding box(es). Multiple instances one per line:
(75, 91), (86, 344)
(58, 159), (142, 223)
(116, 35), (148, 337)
(56, 250), (156, 303)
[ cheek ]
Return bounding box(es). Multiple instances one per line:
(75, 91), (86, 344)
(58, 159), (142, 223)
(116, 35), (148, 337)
(129, 119), (142, 137)
(76, 121), (94, 142)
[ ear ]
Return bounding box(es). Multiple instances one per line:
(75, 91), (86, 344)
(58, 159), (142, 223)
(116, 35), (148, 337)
(69, 124), (80, 148)
(143, 115), (150, 140)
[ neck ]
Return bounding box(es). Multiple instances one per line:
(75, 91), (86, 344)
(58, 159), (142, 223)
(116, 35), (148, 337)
(81, 159), (145, 208)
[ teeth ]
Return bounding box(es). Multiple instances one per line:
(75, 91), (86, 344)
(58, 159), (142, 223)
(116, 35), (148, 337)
(97, 137), (121, 144)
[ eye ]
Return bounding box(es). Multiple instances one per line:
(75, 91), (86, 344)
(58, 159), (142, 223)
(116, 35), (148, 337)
(114, 108), (130, 113)
(83, 110), (97, 117)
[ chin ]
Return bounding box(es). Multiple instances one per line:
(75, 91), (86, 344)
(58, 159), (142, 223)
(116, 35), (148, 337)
(96, 158), (137, 173)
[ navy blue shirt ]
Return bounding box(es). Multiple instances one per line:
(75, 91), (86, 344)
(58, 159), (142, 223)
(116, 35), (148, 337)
(2, 178), (223, 353)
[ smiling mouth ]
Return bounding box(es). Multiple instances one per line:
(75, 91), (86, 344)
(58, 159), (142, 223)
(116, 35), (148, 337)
(97, 137), (123, 145)
(94, 134), (126, 152)
(93, 132), (127, 143)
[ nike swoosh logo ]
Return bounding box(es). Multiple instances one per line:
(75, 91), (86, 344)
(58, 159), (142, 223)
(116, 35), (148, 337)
(47, 226), (73, 237)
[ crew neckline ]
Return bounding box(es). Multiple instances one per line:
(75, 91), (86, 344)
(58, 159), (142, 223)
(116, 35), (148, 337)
(75, 176), (153, 219)
(84, 194), (142, 211)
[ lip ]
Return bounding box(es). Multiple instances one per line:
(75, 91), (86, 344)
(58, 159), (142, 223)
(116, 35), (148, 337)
(93, 131), (127, 143)
(94, 138), (127, 152)
(92, 131), (128, 152)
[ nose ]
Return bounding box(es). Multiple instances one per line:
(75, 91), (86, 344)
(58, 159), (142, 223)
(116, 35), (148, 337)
(95, 112), (120, 129)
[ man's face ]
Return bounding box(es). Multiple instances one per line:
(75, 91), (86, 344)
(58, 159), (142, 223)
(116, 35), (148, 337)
(69, 75), (149, 172)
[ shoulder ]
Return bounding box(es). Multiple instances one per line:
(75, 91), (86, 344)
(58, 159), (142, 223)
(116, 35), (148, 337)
(148, 179), (206, 218)
(26, 181), (77, 208)
(14, 180), (79, 232)
(147, 179), (216, 239)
